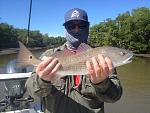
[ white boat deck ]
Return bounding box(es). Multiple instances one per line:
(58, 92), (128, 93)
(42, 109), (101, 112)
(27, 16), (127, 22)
(1, 109), (43, 113)
(0, 72), (32, 81)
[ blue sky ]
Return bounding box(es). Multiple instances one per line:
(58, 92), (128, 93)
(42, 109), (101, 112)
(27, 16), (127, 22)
(0, 0), (150, 37)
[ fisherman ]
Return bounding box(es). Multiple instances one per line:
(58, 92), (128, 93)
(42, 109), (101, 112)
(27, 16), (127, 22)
(26, 8), (122, 113)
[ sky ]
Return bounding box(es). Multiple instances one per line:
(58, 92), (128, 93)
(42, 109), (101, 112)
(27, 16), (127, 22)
(0, 0), (150, 37)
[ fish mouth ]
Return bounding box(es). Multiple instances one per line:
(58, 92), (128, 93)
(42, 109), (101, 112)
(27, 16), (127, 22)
(123, 53), (134, 64)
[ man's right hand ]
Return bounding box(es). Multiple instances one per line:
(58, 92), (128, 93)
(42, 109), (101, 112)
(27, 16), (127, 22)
(36, 56), (62, 82)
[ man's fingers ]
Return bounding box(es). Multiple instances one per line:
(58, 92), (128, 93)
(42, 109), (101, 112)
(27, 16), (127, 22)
(50, 62), (62, 75)
(38, 57), (54, 71)
(86, 60), (95, 80)
(86, 60), (94, 74)
(105, 57), (113, 74)
(91, 57), (101, 77)
(42, 58), (59, 75)
(98, 54), (109, 75)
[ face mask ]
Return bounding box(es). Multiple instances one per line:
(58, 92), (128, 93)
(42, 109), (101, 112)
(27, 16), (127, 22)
(65, 24), (89, 49)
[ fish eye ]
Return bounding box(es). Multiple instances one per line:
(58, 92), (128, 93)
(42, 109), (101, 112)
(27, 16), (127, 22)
(120, 51), (126, 56)
(29, 55), (33, 59)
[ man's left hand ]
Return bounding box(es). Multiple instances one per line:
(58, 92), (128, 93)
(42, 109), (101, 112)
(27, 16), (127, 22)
(86, 54), (113, 84)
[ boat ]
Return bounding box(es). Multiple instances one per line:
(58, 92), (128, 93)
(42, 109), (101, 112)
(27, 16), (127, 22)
(0, 0), (45, 112)
(0, 59), (43, 113)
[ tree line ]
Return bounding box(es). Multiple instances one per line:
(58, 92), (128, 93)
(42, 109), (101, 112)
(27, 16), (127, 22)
(0, 7), (150, 53)
(0, 23), (66, 48)
(89, 7), (150, 53)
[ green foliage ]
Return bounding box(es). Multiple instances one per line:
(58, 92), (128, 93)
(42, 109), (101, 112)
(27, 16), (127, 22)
(0, 23), (66, 49)
(0, 7), (150, 53)
(0, 23), (18, 48)
(89, 7), (150, 53)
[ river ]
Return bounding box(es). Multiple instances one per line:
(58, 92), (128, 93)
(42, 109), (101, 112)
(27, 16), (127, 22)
(0, 50), (150, 113)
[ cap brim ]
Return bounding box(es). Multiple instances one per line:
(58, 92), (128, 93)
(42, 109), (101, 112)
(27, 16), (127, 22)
(63, 19), (89, 26)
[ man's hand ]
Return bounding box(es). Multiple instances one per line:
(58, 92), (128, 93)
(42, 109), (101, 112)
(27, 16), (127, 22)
(36, 56), (62, 82)
(86, 54), (113, 84)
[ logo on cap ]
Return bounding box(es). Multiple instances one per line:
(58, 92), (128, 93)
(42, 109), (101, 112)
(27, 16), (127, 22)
(71, 10), (79, 18)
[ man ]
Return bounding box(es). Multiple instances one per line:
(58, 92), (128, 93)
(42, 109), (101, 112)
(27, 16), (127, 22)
(26, 8), (122, 113)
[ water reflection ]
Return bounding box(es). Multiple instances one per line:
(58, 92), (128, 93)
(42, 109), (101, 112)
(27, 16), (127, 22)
(0, 53), (17, 73)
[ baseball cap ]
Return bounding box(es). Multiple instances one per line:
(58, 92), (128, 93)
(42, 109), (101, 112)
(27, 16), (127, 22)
(63, 8), (89, 26)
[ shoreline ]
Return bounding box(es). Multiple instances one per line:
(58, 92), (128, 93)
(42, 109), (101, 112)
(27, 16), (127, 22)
(134, 53), (150, 58)
(0, 48), (18, 55)
(0, 47), (47, 56)
(0, 48), (150, 58)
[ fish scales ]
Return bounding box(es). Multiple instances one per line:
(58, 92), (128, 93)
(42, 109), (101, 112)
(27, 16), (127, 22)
(59, 47), (117, 68)
(17, 41), (133, 77)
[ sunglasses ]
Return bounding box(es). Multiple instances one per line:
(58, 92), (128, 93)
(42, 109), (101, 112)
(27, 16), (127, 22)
(65, 22), (89, 30)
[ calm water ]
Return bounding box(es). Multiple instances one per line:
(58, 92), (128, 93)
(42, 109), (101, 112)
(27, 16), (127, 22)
(0, 51), (150, 113)
(106, 57), (150, 113)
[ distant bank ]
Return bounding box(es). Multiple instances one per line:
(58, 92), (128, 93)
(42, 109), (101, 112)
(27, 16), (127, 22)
(134, 53), (150, 58)
(0, 48), (150, 58)
(0, 47), (46, 55)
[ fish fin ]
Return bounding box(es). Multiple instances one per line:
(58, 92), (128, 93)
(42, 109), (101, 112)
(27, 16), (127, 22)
(51, 43), (92, 58)
(50, 46), (75, 58)
(56, 69), (87, 78)
(17, 41), (39, 68)
(51, 49), (68, 58)
(78, 43), (92, 50)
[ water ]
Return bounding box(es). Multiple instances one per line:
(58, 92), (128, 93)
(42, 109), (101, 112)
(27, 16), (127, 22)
(0, 51), (150, 113)
(105, 57), (150, 113)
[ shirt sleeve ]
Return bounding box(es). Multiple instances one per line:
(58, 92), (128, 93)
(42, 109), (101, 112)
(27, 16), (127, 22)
(25, 69), (57, 98)
(92, 69), (123, 103)
(25, 48), (60, 98)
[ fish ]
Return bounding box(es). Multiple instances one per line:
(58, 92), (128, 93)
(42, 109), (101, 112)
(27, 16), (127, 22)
(17, 41), (133, 78)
